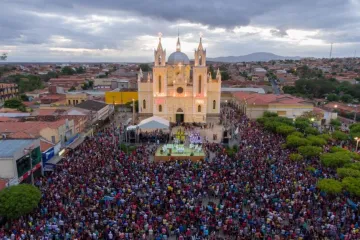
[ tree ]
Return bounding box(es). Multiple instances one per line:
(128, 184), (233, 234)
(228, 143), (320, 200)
(321, 152), (351, 168)
(221, 71), (230, 81)
(208, 65), (216, 79)
(307, 135), (327, 146)
(327, 93), (340, 102)
(286, 135), (310, 148)
(337, 168), (360, 178)
(276, 125), (296, 135)
(330, 146), (348, 153)
(317, 179), (342, 194)
(76, 66), (85, 74)
(295, 119), (310, 131)
(289, 153), (303, 161)
(318, 134), (331, 141)
(20, 94), (29, 102)
(4, 98), (24, 109)
(88, 80), (94, 89)
(342, 177), (360, 196)
(330, 119), (341, 127)
(332, 130), (348, 141)
(291, 131), (305, 138)
(139, 64), (151, 72)
(5, 74), (44, 93)
(350, 123), (360, 138)
(0, 184), (41, 219)
(298, 146), (322, 158)
(61, 66), (76, 75)
(304, 127), (319, 135)
(263, 111), (278, 118)
(340, 94), (353, 103)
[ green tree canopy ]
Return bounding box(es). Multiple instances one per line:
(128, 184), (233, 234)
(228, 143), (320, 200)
(342, 177), (360, 196)
(286, 135), (310, 148)
(306, 135), (327, 146)
(298, 146), (322, 158)
(0, 184), (41, 219)
(327, 93), (340, 102)
(321, 152), (351, 168)
(337, 168), (360, 178)
(340, 94), (353, 103)
(61, 66), (76, 75)
(304, 127), (319, 135)
(317, 179), (342, 194)
(139, 64), (151, 72)
(4, 98), (24, 109)
(291, 131), (305, 138)
(276, 125), (296, 135)
(263, 111), (278, 118)
(330, 119), (341, 127)
(332, 130), (349, 141)
(76, 66), (86, 74)
(289, 153), (303, 162)
(5, 74), (44, 93)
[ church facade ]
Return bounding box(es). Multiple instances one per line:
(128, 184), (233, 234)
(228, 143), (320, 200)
(138, 35), (221, 123)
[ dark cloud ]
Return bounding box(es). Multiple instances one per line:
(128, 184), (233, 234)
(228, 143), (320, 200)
(0, 0), (359, 61)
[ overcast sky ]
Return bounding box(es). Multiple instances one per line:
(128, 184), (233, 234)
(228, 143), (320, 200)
(1, 0), (360, 62)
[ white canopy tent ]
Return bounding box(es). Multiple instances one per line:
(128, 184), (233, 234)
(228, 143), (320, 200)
(137, 116), (170, 130)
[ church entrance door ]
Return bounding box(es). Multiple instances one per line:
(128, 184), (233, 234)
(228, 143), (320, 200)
(176, 114), (184, 123)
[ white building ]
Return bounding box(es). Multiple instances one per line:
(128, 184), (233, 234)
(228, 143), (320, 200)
(138, 35), (221, 123)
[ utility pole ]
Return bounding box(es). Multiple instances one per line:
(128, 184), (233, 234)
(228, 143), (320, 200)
(132, 98), (135, 125)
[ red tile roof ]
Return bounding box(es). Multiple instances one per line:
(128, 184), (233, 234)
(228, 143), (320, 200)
(40, 139), (54, 152)
(232, 92), (313, 106)
(0, 119), (68, 139)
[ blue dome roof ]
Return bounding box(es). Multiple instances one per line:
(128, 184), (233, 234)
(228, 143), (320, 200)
(167, 51), (190, 65)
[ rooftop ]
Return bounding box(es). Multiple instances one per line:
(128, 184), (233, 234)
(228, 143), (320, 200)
(233, 92), (314, 106)
(0, 139), (36, 158)
(75, 100), (108, 111)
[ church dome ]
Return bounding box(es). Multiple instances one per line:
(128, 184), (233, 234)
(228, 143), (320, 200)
(167, 51), (190, 65)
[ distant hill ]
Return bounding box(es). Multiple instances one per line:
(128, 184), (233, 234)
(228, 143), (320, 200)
(207, 52), (301, 63)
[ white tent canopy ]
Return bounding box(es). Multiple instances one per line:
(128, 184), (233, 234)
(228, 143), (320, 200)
(137, 116), (170, 130)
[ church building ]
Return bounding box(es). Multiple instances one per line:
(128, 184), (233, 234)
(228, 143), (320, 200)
(138, 34), (221, 123)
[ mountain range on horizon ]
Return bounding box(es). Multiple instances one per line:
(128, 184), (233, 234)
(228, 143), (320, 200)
(207, 52), (302, 63)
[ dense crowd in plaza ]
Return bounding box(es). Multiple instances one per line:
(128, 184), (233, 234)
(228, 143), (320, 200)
(1, 106), (360, 239)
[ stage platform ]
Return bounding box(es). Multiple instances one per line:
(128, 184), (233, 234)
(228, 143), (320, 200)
(154, 144), (206, 162)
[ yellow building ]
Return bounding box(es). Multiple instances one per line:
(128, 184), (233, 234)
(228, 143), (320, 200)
(105, 91), (138, 105)
(138, 34), (221, 123)
(66, 93), (88, 106)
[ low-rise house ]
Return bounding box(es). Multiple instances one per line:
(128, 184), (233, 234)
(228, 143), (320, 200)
(231, 92), (314, 119)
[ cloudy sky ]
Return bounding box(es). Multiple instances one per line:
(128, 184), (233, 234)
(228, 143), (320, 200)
(1, 0), (360, 62)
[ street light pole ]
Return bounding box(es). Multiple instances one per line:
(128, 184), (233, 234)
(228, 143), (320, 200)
(132, 98), (135, 125)
(355, 137), (360, 152)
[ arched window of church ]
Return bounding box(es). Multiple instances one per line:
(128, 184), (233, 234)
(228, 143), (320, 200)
(158, 75), (162, 93)
(143, 99), (146, 109)
(159, 104), (162, 112)
(213, 100), (216, 110)
(199, 55), (202, 65)
(198, 105), (201, 112)
(158, 55), (162, 65)
(198, 75), (201, 94)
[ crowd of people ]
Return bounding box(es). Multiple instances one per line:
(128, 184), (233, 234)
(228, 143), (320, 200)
(138, 130), (170, 144)
(1, 106), (360, 239)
